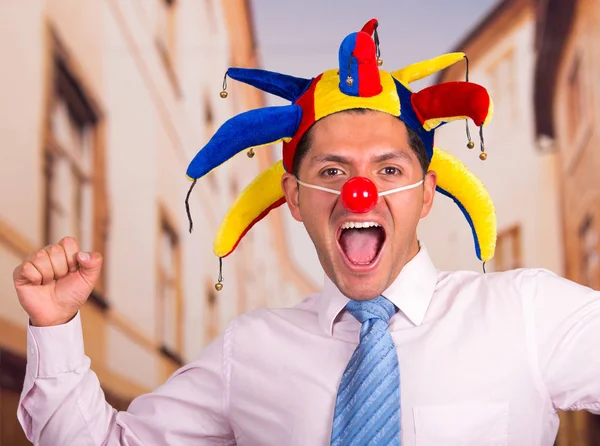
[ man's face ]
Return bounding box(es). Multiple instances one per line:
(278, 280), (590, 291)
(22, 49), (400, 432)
(282, 110), (437, 300)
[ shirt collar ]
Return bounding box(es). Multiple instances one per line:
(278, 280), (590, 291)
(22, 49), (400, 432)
(317, 245), (438, 335)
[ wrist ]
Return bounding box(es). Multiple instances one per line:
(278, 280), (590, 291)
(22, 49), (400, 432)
(29, 312), (78, 327)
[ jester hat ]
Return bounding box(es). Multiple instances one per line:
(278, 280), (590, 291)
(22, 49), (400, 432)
(186, 19), (496, 286)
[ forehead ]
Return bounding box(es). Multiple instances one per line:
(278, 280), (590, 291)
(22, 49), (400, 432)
(308, 110), (412, 157)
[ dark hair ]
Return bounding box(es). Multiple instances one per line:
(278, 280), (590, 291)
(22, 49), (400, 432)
(292, 109), (430, 177)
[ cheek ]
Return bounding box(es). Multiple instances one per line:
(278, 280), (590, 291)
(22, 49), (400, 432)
(299, 193), (340, 241)
(385, 194), (424, 226)
(299, 190), (337, 215)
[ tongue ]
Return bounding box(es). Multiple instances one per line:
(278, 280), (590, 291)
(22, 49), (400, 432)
(339, 228), (383, 264)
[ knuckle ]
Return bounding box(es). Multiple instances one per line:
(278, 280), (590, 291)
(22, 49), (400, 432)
(61, 236), (75, 245)
(34, 249), (48, 261)
(25, 264), (39, 279)
(61, 236), (78, 250)
(47, 244), (63, 256)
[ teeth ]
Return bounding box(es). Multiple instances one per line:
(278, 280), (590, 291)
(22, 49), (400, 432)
(341, 221), (381, 230)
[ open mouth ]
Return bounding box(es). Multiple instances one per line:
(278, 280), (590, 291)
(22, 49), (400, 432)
(337, 221), (386, 267)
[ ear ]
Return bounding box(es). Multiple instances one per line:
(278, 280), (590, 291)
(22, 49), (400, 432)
(420, 170), (437, 219)
(281, 172), (302, 222)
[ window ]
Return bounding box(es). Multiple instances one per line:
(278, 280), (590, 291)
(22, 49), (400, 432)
(567, 54), (585, 139)
(0, 349), (30, 446)
(204, 94), (215, 141)
(205, 281), (219, 343)
(559, 50), (592, 172)
(157, 210), (183, 355)
(579, 216), (599, 289)
(156, 0), (179, 93)
(45, 91), (93, 247)
(203, 93), (218, 189)
(44, 34), (109, 301)
(589, 413), (600, 445)
(494, 225), (522, 271)
(44, 52), (107, 292)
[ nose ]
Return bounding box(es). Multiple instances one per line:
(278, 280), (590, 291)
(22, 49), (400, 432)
(340, 177), (378, 213)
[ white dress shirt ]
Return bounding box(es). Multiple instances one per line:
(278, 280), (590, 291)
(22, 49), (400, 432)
(18, 246), (600, 445)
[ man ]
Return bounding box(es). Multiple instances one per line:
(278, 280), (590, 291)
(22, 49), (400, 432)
(13, 20), (600, 445)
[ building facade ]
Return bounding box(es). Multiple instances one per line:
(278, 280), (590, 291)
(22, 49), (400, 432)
(534, 0), (600, 443)
(0, 1), (315, 444)
(419, 0), (564, 277)
(424, 0), (600, 443)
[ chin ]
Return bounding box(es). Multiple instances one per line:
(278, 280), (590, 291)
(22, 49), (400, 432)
(341, 285), (385, 301)
(329, 264), (390, 301)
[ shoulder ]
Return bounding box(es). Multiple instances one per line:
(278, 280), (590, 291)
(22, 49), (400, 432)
(436, 267), (598, 303)
(438, 266), (557, 287)
(434, 267), (564, 303)
(217, 292), (327, 367)
(227, 292), (324, 338)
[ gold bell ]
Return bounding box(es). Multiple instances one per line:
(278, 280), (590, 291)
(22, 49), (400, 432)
(220, 72), (229, 98)
(467, 141), (475, 149)
(247, 148), (255, 158)
(377, 58), (383, 67)
(479, 152), (488, 161)
(346, 76), (353, 87)
(215, 282), (223, 291)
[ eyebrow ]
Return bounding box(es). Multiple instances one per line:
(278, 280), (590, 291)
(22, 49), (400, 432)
(310, 150), (413, 166)
(371, 151), (413, 164)
(311, 154), (351, 165)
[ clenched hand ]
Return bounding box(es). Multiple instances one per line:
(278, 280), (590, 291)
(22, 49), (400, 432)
(13, 237), (103, 327)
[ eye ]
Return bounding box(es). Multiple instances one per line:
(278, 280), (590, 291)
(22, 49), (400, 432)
(380, 166), (402, 176)
(320, 167), (344, 177)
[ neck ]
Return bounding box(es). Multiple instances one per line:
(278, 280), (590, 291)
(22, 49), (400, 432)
(388, 237), (421, 287)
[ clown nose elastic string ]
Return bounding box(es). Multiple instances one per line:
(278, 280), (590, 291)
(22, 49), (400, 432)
(295, 176), (424, 213)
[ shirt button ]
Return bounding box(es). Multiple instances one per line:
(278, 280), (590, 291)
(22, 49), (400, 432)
(29, 347), (34, 356)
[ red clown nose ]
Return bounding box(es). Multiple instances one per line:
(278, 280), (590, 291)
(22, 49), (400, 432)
(340, 177), (378, 213)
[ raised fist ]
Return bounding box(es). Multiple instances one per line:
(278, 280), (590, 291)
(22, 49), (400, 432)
(13, 237), (103, 327)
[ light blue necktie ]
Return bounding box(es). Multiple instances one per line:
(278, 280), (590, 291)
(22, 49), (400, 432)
(330, 295), (401, 445)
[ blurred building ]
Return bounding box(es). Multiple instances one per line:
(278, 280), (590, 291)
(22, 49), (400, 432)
(419, 0), (564, 276)
(0, 1), (315, 444)
(534, 0), (600, 443)
(421, 0), (600, 444)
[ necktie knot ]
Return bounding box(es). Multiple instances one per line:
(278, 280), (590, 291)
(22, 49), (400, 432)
(345, 295), (396, 324)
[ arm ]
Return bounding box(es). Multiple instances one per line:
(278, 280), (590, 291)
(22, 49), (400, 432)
(523, 269), (600, 413)
(13, 237), (236, 444)
(18, 312), (235, 445)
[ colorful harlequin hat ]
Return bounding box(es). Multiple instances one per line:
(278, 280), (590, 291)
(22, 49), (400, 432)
(186, 19), (496, 290)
